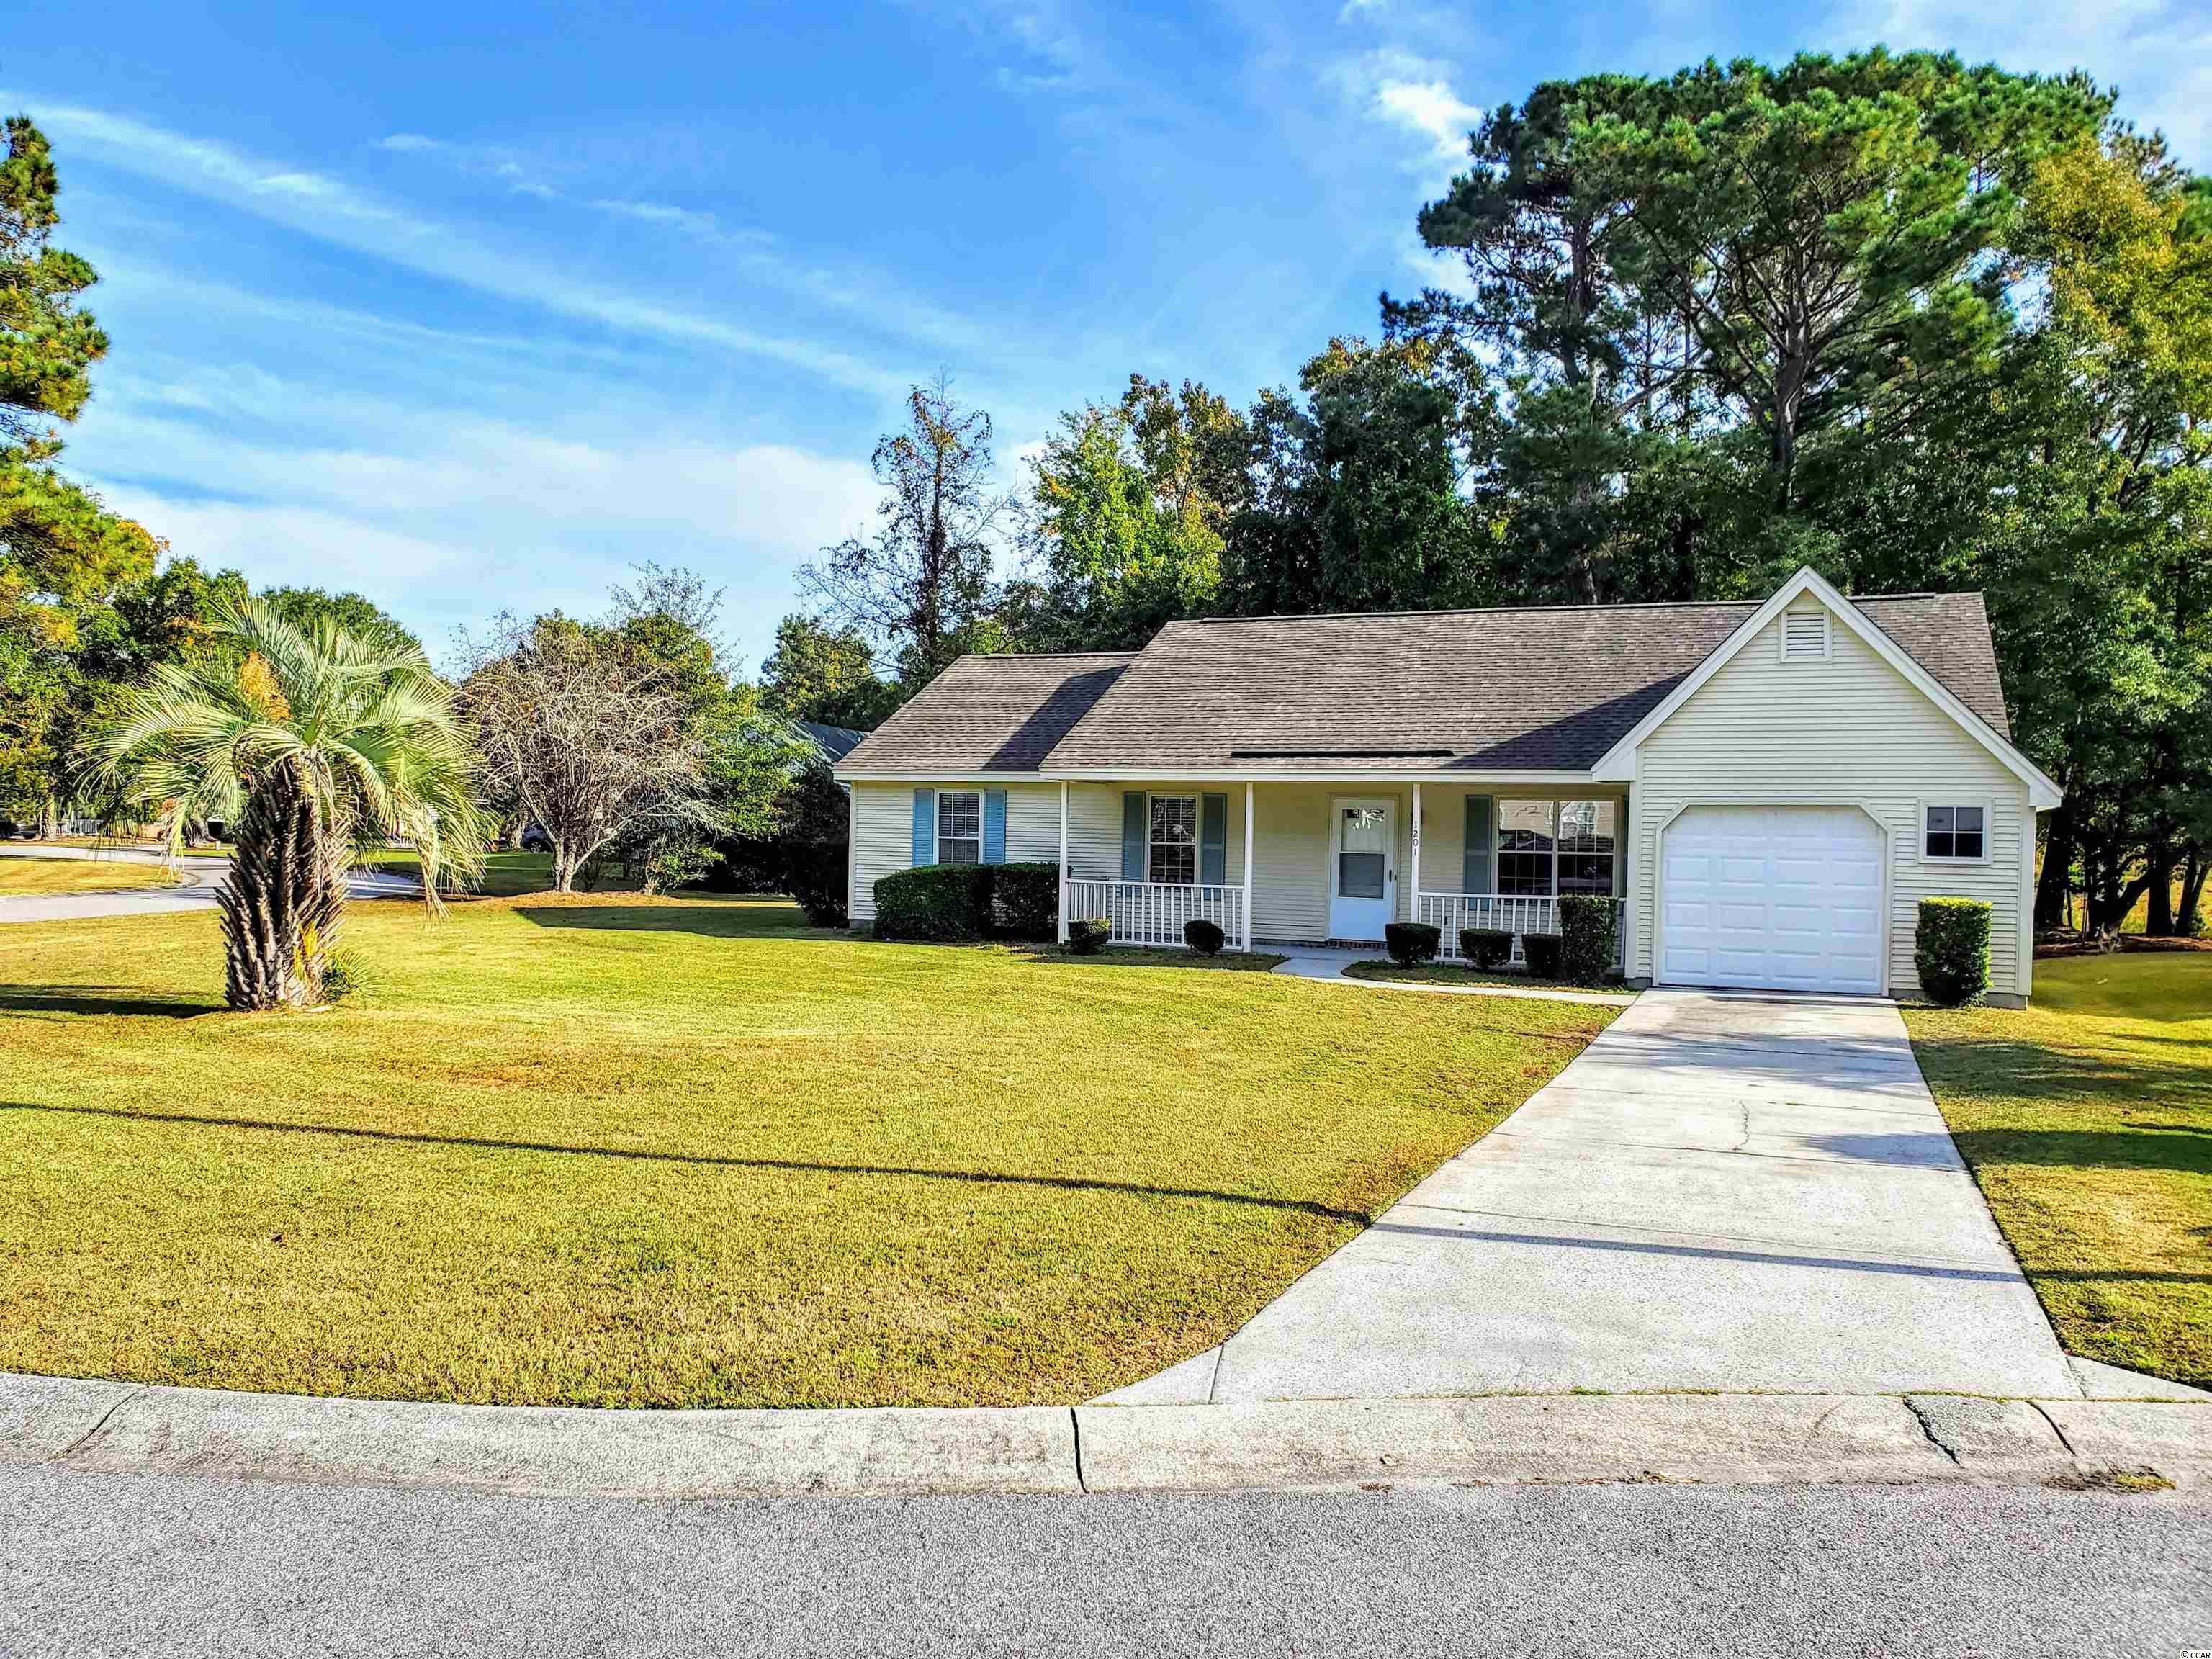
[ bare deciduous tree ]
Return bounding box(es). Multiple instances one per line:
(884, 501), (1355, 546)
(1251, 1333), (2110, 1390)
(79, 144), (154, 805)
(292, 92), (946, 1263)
(458, 614), (719, 894)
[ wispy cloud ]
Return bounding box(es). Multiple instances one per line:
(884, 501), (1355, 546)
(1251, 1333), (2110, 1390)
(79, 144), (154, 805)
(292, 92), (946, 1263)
(587, 197), (725, 238)
(1372, 76), (1483, 162)
(27, 101), (914, 397)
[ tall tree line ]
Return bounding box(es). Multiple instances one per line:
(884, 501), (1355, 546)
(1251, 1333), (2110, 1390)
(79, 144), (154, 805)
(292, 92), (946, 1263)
(783, 50), (2209, 936)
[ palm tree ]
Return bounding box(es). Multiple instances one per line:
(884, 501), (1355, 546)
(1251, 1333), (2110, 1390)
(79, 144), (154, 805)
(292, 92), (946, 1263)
(84, 596), (488, 1010)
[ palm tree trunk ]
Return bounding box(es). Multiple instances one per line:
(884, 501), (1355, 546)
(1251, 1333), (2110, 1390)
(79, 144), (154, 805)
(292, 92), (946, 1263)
(217, 757), (348, 1010)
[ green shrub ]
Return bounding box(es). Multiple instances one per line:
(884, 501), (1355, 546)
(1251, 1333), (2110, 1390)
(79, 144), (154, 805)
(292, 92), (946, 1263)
(1915, 897), (1991, 1006)
(1384, 922), (1441, 966)
(990, 862), (1061, 941)
(1523, 933), (1564, 979)
(1066, 917), (1111, 955)
(785, 844), (848, 928)
(1556, 894), (1624, 987)
(874, 865), (994, 941)
(1459, 927), (1511, 969)
(1183, 917), (1225, 956)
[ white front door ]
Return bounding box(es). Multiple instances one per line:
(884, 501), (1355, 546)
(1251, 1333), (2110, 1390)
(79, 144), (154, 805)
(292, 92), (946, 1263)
(1328, 799), (1395, 941)
(1659, 806), (1885, 994)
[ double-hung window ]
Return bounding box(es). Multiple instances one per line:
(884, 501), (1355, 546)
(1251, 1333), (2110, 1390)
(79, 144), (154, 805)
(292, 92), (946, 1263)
(1491, 799), (1618, 896)
(1148, 793), (1198, 886)
(1923, 804), (1985, 861)
(1557, 800), (1617, 896)
(1496, 800), (1557, 896)
(937, 791), (982, 865)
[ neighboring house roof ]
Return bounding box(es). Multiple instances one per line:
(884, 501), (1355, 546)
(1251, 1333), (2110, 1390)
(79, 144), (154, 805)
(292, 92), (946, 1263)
(834, 580), (2020, 781)
(835, 652), (1139, 775)
(795, 721), (871, 765)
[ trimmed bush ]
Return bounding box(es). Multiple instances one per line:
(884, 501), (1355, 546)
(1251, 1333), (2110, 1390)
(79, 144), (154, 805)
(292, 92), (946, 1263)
(1384, 921), (1442, 966)
(873, 864), (994, 942)
(1184, 917), (1226, 956)
(990, 862), (1061, 941)
(1066, 917), (1112, 955)
(1556, 894), (1624, 987)
(1459, 927), (1511, 969)
(786, 843), (849, 928)
(1915, 896), (1992, 1006)
(1522, 932), (1564, 979)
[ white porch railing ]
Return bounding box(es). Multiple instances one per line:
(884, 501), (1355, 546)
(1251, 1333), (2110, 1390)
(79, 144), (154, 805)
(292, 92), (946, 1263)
(1066, 878), (1247, 950)
(1417, 892), (1625, 971)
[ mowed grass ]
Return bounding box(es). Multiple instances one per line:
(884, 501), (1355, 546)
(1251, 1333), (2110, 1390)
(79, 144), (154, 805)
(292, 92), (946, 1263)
(1905, 954), (2212, 1390)
(0, 857), (184, 895)
(361, 847), (554, 897)
(0, 896), (1615, 1408)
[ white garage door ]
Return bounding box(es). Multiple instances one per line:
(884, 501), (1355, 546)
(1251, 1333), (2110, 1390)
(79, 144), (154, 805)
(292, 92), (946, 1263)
(1659, 806), (1884, 994)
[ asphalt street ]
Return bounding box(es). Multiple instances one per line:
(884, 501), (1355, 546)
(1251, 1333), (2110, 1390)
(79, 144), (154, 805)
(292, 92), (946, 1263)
(3, 1463), (2206, 1658)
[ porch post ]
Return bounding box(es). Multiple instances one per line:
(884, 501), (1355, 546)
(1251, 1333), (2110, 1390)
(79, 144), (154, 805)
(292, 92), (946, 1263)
(1241, 782), (1255, 951)
(1409, 781), (1422, 929)
(1056, 781), (1070, 945)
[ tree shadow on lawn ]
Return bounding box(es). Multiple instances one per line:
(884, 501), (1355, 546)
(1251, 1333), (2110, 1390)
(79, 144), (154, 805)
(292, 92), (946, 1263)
(1912, 1036), (2211, 1108)
(0, 985), (221, 1018)
(513, 902), (840, 941)
(0, 1101), (1372, 1226)
(1944, 1125), (2212, 1177)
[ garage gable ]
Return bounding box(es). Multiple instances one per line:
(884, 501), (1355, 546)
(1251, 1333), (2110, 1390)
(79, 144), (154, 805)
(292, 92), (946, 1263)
(1590, 569), (2060, 811)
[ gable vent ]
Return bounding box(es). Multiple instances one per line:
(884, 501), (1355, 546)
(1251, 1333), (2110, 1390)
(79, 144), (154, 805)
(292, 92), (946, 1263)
(1781, 611), (1830, 662)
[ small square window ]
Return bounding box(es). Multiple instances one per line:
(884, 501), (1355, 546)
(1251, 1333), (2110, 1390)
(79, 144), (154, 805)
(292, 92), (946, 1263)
(1924, 804), (1984, 860)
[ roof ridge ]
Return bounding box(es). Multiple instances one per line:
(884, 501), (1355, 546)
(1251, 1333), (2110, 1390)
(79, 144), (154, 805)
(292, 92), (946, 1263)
(961, 649), (1143, 660)
(1185, 588), (1981, 626)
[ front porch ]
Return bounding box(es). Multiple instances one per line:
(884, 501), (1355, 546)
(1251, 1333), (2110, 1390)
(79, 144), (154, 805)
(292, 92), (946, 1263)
(1050, 780), (1629, 970)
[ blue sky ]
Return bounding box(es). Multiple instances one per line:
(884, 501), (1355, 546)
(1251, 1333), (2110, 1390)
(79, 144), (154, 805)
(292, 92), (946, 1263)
(9, 0), (2208, 673)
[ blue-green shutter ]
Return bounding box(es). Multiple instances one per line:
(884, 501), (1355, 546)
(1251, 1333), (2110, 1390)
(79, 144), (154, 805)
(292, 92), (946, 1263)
(912, 789), (935, 867)
(1462, 796), (1493, 894)
(1200, 793), (1228, 886)
(982, 789), (1007, 863)
(1120, 792), (1145, 881)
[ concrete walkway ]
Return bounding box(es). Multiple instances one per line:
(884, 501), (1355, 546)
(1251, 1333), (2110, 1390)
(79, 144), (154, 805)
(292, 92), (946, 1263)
(1108, 988), (2084, 1404)
(1269, 946), (1637, 1007)
(0, 844), (419, 924)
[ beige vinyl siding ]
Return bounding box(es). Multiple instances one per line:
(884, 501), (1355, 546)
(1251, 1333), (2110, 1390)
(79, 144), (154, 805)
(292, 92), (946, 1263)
(1065, 783), (1249, 893)
(846, 781), (1064, 922)
(1627, 598), (2030, 998)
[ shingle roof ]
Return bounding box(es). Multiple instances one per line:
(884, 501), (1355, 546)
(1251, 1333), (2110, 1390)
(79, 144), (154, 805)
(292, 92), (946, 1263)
(835, 653), (1138, 774)
(835, 590), (2013, 776)
(796, 721), (870, 764)
(1043, 590), (2012, 772)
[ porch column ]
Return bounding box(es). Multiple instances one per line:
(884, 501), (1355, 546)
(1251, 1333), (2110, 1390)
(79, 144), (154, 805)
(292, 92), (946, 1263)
(1409, 781), (1422, 927)
(1241, 782), (1255, 951)
(1056, 781), (1069, 945)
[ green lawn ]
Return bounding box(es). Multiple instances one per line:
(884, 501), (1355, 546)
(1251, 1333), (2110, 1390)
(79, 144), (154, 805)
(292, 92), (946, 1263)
(0, 895), (1614, 1408)
(0, 857), (184, 895)
(361, 847), (555, 897)
(1905, 953), (2212, 1390)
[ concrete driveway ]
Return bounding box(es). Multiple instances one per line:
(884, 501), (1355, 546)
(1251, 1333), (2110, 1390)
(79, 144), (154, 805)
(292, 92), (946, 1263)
(1110, 989), (2082, 1404)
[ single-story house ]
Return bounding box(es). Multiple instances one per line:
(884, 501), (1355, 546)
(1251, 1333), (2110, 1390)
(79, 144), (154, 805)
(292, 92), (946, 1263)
(834, 567), (2059, 1006)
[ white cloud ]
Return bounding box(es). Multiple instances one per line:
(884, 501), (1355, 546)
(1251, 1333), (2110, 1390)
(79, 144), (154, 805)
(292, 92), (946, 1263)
(1818, 0), (2212, 167)
(1372, 77), (1483, 161)
(95, 412), (881, 670)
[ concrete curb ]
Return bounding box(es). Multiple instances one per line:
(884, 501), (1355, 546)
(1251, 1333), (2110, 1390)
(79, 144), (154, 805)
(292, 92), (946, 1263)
(6, 1373), (2206, 1501)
